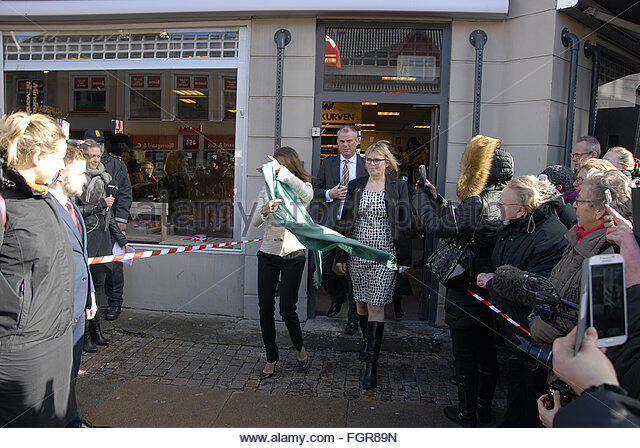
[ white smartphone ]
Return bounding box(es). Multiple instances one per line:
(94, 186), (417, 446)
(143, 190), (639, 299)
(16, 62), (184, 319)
(587, 254), (628, 348)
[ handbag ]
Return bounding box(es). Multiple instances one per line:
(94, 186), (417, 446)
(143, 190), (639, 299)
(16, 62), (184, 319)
(426, 236), (471, 288)
(425, 198), (486, 288)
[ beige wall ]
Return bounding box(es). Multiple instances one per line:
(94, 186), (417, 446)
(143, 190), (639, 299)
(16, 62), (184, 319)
(445, 0), (594, 200)
(243, 17), (317, 320)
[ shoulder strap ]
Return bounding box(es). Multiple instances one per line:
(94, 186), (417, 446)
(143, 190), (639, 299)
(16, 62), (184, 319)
(0, 191), (5, 233)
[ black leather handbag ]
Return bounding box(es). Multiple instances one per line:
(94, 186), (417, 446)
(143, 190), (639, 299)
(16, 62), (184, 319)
(425, 198), (485, 288)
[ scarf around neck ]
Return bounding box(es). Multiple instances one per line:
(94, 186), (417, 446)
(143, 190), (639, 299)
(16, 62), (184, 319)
(574, 223), (605, 243)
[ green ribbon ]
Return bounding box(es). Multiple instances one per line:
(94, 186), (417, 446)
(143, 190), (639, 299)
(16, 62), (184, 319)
(261, 161), (397, 287)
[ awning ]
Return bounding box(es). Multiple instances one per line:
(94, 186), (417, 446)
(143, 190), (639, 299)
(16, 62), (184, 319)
(557, 1), (640, 58)
(0, 0), (510, 22)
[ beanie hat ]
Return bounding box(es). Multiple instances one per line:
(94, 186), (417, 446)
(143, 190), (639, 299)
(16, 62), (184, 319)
(541, 165), (575, 192)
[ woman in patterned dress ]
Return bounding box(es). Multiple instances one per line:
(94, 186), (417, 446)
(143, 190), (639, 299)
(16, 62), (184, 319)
(336, 141), (412, 390)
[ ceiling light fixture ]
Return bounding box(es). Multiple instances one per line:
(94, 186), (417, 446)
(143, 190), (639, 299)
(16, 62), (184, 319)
(381, 76), (417, 81)
(361, 102), (378, 105)
(377, 111), (400, 116)
(413, 125), (431, 129)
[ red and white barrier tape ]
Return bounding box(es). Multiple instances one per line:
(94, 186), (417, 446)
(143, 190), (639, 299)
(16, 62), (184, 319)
(465, 289), (531, 336)
(88, 238), (263, 265)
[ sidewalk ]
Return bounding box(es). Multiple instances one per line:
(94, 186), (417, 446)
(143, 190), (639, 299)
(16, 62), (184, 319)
(77, 310), (506, 427)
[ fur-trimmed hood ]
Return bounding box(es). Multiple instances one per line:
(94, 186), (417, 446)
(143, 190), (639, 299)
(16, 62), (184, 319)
(456, 135), (513, 201)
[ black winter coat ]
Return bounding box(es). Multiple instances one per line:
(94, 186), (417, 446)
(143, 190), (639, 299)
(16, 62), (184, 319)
(0, 161), (75, 349)
(486, 202), (569, 335)
(554, 384), (640, 427)
(607, 284), (640, 399)
(337, 175), (412, 267)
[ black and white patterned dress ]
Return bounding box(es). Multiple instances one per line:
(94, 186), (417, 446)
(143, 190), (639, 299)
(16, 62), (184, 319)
(347, 189), (396, 306)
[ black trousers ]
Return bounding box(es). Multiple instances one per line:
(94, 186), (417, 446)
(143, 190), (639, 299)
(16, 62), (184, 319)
(258, 251), (306, 363)
(503, 353), (548, 427)
(105, 261), (124, 307)
(321, 247), (357, 322)
(450, 326), (498, 404)
(90, 263), (108, 322)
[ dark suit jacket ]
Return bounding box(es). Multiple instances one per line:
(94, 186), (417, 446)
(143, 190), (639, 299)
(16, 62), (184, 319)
(312, 154), (367, 230)
(54, 198), (94, 319)
(337, 175), (413, 267)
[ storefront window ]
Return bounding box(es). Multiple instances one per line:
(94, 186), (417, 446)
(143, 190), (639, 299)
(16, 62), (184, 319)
(71, 74), (107, 112)
(129, 73), (163, 119)
(173, 74), (210, 120)
(323, 27), (443, 93)
(16, 77), (45, 113)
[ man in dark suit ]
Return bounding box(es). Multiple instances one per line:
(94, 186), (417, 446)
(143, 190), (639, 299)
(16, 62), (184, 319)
(312, 126), (367, 334)
(50, 143), (97, 427)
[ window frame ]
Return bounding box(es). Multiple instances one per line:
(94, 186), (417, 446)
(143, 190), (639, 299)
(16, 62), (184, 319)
(69, 71), (109, 113)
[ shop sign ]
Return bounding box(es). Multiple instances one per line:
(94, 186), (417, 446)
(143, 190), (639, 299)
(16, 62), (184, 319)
(223, 78), (236, 91)
(131, 135), (179, 151)
(176, 76), (191, 89)
(194, 76), (208, 89)
(74, 77), (89, 89)
(91, 77), (106, 90)
(321, 102), (361, 125)
(114, 120), (124, 134)
(131, 75), (145, 88)
(203, 134), (235, 150)
(183, 135), (199, 150)
(33, 104), (63, 116)
(147, 75), (161, 88)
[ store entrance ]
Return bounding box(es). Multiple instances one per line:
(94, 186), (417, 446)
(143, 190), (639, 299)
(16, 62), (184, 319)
(313, 102), (437, 322)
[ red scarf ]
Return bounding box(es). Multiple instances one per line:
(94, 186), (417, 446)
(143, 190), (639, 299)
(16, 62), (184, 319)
(573, 223), (605, 243)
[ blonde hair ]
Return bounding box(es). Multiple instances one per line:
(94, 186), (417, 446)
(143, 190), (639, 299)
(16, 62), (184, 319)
(0, 112), (66, 167)
(365, 140), (398, 174)
(583, 169), (632, 219)
(579, 158), (616, 177)
(506, 175), (558, 214)
(603, 146), (635, 172)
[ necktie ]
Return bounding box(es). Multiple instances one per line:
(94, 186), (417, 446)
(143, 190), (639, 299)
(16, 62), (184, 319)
(341, 159), (350, 186)
(66, 199), (83, 238)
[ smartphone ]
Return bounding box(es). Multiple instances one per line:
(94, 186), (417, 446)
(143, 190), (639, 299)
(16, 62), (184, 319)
(538, 174), (548, 183)
(587, 254), (628, 348)
(604, 189), (612, 207)
(575, 259), (591, 355)
(419, 164), (427, 185)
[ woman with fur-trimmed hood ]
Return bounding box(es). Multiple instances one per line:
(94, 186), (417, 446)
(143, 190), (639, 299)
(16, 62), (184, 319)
(413, 135), (513, 427)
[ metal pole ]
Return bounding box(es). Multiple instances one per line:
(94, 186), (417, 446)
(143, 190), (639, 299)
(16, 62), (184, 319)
(562, 28), (580, 166)
(273, 29), (291, 152)
(469, 29), (487, 137)
(584, 40), (601, 136)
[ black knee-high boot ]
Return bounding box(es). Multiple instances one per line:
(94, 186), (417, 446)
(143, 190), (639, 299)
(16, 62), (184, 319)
(477, 369), (497, 424)
(89, 316), (109, 346)
(83, 326), (97, 353)
(444, 374), (478, 427)
(363, 321), (384, 390)
(358, 314), (368, 362)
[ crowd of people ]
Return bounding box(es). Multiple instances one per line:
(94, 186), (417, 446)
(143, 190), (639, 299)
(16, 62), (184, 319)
(1, 112), (640, 428)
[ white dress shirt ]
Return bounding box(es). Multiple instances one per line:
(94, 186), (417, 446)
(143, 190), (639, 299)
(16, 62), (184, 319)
(325, 153), (358, 219)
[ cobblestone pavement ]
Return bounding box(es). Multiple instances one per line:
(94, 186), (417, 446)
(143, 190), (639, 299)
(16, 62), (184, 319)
(81, 330), (507, 409)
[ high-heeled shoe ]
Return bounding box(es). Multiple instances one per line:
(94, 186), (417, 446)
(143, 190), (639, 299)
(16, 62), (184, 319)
(259, 361), (277, 380)
(296, 357), (309, 369)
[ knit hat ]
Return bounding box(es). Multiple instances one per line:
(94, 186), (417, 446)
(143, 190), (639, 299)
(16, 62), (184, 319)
(541, 165), (575, 192)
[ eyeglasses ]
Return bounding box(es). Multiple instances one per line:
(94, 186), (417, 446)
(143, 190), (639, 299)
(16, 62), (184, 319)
(571, 152), (591, 158)
(499, 202), (521, 207)
(365, 158), (386, 165)
(574, 198), (596, 205)
(575, 176), (584, 185)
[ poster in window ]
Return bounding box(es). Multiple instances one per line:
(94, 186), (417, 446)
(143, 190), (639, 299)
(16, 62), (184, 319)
(91, 77), (106, 90)
(74, 77), (89, 89)
(223, 78), (236, 91)
(176, 76), (191, 89)
(131, 75), (145, 88)
(147, 75), (161, 88)
(194, 76), (208, 90)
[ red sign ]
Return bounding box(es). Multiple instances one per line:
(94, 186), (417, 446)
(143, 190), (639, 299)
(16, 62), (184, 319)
(204, 135), (235, 150)
(74, 77), (89, 90)
(194, 76), (208, 89)
(178, 125), (203, 133)
(224, 78), (236, 91)
(130, 135), (179, 152)
(176, 76), (191, 89)
(114, 120), (124, 134)
(91, 77), (105, 90)
(147, 75), (161, 88)
(130, 75), (144, 88)
(183, 135), (199, 150)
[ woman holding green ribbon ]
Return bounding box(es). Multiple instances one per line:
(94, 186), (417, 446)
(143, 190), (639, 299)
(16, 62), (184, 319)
(252, 147), (312, 380)
(336, 140), (412, 390)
